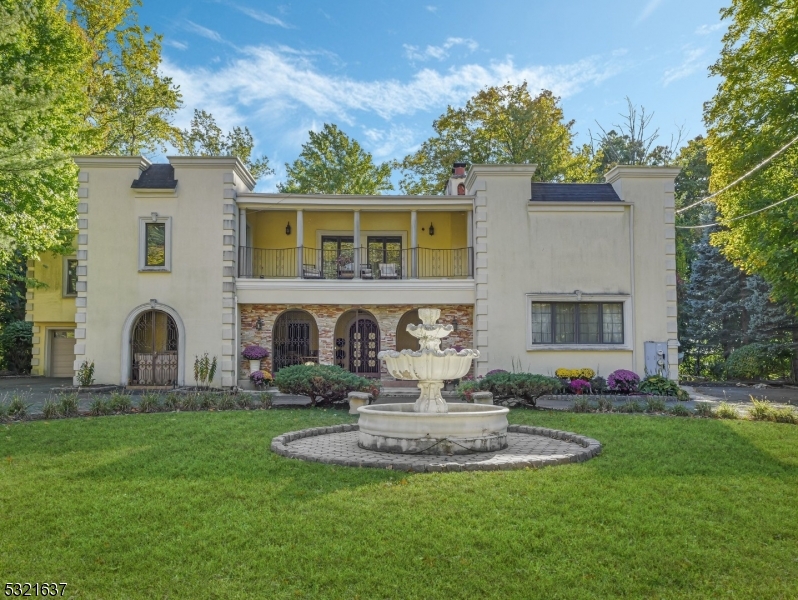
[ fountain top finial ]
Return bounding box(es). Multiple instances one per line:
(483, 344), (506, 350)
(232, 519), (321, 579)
(417, 307), (441, 326)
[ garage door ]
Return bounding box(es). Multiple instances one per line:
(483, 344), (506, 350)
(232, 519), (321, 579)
(50, 330), (76, 377)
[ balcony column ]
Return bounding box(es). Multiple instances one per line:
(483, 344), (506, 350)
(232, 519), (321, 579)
(353, 210), (361, 279)
(238, 208), (247, 277)
(296, 209), (304, 278)
(467, 209), (474, 277)
(410, 209), (418, 278)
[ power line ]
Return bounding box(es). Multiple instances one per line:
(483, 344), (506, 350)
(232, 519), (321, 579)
(675, 191), (798, 229)
(675, 133), (798, 214)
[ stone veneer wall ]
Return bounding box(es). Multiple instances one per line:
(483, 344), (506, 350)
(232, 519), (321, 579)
(239, 304), (473, 379)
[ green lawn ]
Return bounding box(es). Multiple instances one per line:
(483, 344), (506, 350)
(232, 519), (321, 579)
(2, 410), (798, 599)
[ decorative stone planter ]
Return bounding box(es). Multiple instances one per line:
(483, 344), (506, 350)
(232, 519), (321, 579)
(348, 391), (371, 415)
(472, 391), (494, 405)
(249, 359), (261, 372)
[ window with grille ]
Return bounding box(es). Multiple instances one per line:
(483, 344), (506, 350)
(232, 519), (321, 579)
(530, 302), (624, 345)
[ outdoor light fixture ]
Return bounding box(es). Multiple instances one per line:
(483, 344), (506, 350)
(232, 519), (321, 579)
(255, 317), (264, 331)
(451, 317), (458, 331)
(285, 222), (292, 235)
(150, 212), (159, 221)
(428, 222), (435, 236)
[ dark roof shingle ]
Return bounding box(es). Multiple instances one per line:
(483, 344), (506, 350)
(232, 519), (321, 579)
(530, 182), (621, 202)
(131, 164), (177, 189)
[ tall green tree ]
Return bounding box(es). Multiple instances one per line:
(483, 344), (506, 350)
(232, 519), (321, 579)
(704, 0), (798, 310)
(177, 109), (272, 180)
(674, 136), (710, 281)
(278, 124), (393, 194)
(396, 84), (578, 194)
(70, 0), (182, 155)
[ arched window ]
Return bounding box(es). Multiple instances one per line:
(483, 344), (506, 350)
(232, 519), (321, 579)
(130, 310), (178, 385)
(457, 182), (466, 195)
(272, 310), (319, 373)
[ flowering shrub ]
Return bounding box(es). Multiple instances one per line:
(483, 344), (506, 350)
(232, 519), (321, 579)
(242, 345), (269, 360)
(607, 369), (640, 393)
(569, 378), (591, 395)
(249, 370), (272, 388)
(555, 368), (595, 380)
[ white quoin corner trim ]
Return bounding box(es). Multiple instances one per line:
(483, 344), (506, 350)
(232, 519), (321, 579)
(120, 302), (186, 386)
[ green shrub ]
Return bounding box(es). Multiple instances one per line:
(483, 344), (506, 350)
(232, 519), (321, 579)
(725, 343), (793, 380)
(59, 393), (79, 417)
(274, 364), (378, 407)
(669, 404), (691, 417)
(0, 320), (32, 374)
(108, 392), (132, 414)
(694, 402), (714, 418)
(716, 402), (738, 420)
(181, 393), (198, 411)
(77, 360), (95, 387)
(138, 393), (161, 413)
(475, 372), (561, 408)
(596, 397), (614, 412)
(258, 392), (273, 409)
(749, 398), (776, 421)
(163, 392), (181, 411)
(235, 394), (253, 410)
(193, 353), (218, 389)
(639, 375), (687, 399)
(0, 399), (8, 421)
(88, 397), (110, 416)
(217, 394), (236, 411)
(198, 392), (219, 410)
(571, 397), (593, 413)
(773, 406), (798, 425)
(7, 394), (28, 419)
(455, 380), (481, 402)
(616, 400), (643, 413)
(41, 398), (60, 419)
(645, 398), (667, 413)
(590, 376), (608, 393)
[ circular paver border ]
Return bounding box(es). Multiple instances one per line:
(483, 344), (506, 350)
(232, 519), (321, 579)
(271, 424), (602, 472)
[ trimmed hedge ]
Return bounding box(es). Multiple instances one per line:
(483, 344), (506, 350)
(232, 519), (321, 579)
(273, 364), (380, 407)
(457, 372), (561, 407)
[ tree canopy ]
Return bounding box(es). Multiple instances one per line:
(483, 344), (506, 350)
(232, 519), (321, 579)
(704, 0), (798, 311)
(278, 124), (393, 195)
(177, 109), (272, 180)
(395, 84), (578, 194)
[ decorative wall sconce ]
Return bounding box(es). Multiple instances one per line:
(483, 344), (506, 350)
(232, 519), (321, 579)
(150, 212), (159, 221)
(451, 317), (458, 331)
(285, 222), (292, 235)
(255, 317), (264, 331)
(428, 222), (435, 236)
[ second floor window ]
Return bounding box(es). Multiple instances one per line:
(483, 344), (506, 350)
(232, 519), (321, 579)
(139, 216), (171, 272)
(145, 222), (166, 267)
(64, 258), (78, 296)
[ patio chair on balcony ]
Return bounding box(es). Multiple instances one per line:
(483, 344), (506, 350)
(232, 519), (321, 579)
(303, 264), (322, 279)
(379, 263), (399, 279)
(360, 265), (374, 279)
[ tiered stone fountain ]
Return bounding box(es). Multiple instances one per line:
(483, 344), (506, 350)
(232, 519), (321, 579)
(357, 308), (509, 455)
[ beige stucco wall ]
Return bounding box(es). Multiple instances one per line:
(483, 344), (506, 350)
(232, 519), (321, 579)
(468, 164), (679, 380)
(73, 156), (252, 387)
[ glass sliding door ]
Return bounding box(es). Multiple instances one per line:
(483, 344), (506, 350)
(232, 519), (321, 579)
(321, 236), (354, 279)
(367, 236), (402, 279)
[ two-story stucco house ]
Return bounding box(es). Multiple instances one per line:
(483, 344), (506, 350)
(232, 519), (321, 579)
(26, 157), (680, 387)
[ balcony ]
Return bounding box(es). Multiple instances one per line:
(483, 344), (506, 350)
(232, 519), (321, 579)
(238, 246), (473, 279)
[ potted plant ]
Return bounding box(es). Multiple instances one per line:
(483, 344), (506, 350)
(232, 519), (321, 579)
(249, 370), (272, 389)
(242, 345), (269, 372)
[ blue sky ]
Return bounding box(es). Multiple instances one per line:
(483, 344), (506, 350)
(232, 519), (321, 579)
(139, 0), (728, 191)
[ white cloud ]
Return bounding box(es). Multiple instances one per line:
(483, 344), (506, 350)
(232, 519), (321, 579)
(403, 37), (479, 62)
(425, 5), (438, 12)
(635, 0), (664, 24)
(184, 21), (226, 44)
(695, 23), (723, 35)
(232, 4), (291, 28)
(662, 46), (707, 86)
(164, 39), (188, 50)
(362, 125), (419, 160)
(162, 43), (625, 126)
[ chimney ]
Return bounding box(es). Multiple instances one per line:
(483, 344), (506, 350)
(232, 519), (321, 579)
(445, 162), (468, 195)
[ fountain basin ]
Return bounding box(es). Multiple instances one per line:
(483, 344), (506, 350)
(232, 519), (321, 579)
(358, 403), (509, 455)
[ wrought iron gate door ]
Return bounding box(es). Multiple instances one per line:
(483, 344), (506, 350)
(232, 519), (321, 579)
(130, 310), (178, 385)
(273, 311), (318, 372)
(348, 317), (380, 376)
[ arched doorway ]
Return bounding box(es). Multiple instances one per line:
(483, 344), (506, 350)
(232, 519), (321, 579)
(130, 310), (179, 385)
(396, 309), (420, 351)
(272, 310), (319, 373)
(334, 309), (380, 377)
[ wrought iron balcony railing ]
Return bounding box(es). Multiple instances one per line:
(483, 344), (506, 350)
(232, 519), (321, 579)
(238, 246), (473, 280)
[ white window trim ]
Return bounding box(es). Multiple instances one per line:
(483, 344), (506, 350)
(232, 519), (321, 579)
(62, 256), (78, 297)
(525, 292), (632, 351)
(139, 216), (172, 272)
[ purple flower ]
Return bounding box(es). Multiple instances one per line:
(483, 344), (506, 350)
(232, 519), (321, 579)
(607, 369), (640, 393)
(486, 369), (508, 376)
(242, 345), (269, 360)
(569, 378), (591, 394)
